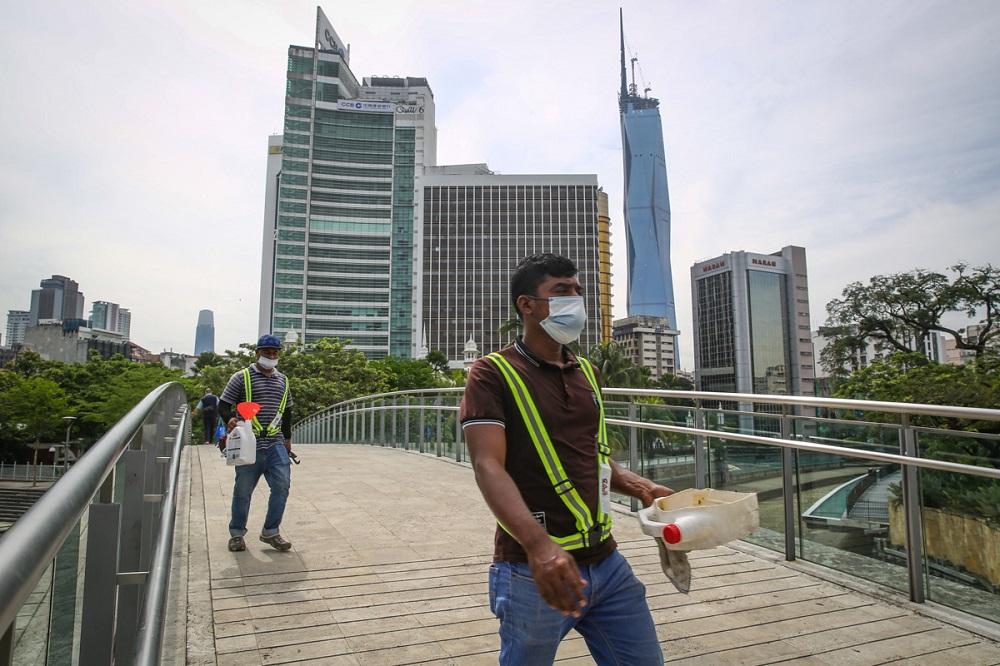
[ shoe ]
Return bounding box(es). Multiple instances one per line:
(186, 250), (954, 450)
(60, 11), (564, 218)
(259, 533), (292, 551)
(228, 536), (246, 552)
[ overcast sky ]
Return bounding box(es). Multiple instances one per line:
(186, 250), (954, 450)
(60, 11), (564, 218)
(2, 0), (998, 369)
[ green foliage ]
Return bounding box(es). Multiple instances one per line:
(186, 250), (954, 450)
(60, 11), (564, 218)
(836, 352), (1000, 525)
(0, 376), (70, 445)
(823, 262), (1000, 375)
(585, 341), (649, 388)
(424, 350), (451, 376)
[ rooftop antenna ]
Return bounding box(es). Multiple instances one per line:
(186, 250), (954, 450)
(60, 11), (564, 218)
(619, 9), (628, 103)
(630, 56), (639, 97)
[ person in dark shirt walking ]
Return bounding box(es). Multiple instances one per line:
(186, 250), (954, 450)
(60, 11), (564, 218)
(193, 388), (219, 445)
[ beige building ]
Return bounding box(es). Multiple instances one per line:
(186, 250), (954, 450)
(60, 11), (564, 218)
(611, 315), (679, 379)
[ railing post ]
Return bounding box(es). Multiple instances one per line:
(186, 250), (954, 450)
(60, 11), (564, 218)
(436, 400), (443, 457)
(79, 503), (121, 665)
(115, 448), (148, 664)
(419, 399), (426, 454)
(693, 400), (707, 489)
(629, 402), (639, 512)
(391, 398), (398, 448)
(404, 398), (411, 450)
(900, 414), (926, 603)
(380, 400), (386, 447)
(456, 405), (463, 463)
(780, 405), (796, 561)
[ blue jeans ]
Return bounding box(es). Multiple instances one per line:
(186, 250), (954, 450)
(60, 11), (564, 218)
(489, 549), (662, 665)
(229, 444), (291, 538)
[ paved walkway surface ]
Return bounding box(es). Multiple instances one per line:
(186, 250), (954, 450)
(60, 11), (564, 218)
(166, 444), (1000, 665)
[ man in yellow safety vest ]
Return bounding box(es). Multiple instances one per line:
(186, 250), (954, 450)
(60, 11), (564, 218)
(460, 253), (673, 665)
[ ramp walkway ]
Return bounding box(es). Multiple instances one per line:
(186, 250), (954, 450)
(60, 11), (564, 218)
(166, 444), (1000, 665)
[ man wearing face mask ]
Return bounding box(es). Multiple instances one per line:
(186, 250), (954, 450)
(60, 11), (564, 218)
(219, 334), (294, 552)
(460, 253), (672, 665)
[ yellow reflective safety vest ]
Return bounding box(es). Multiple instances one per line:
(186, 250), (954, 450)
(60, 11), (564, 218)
(485, 352), (612, 550)
(242, 367), (289, 437)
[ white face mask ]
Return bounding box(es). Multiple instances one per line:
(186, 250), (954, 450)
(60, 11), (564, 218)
(257, 356), (278, 371)
(537, 295), (587, 344)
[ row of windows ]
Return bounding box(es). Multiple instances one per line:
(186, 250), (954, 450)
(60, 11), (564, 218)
(313, 148), (393, 165)
(308, 275), (390, 289)
(314, 124), (394, 141)
(276, 258), (304, 271)
(311, 204), (391, 219)
(283, 133), (310, 146)
(313, 135), (393, 153)
(286, 103), (310, 119)
(310, 189), (391, 206)
(311, 162), (392, 179)
(307, 260), (389, 275)
(310, 231), (391, 247)
(307, 290), (389, 303)
(425, 186), (597, 200)
(305, 319), (388, 331)
(312, 176), (391, 192)
(286, 79), (313, 99)
(278, 215), (305, 228)
(310, 219), (391, 234)
(277, 230), (305, 243)
(284, 118), (310, 132)
(315, 108), (393, 127)
(316, 82), (340, 103)
(307, 245), (390, 261)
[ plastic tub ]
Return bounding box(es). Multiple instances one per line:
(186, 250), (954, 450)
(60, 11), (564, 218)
(637, 488), (759, 550)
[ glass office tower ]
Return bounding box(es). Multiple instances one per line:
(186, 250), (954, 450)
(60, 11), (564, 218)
(618, 14), (678, 336)
(690, 246), (816, 432)
(414, 166), (610, 362)
(259, 7), (437, 358)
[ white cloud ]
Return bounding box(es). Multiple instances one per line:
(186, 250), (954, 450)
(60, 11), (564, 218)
(2, 0), (999, 369)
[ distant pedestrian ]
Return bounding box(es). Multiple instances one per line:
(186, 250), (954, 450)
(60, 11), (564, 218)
(193, 388), (219, 445)
(219, 334), (294, 552)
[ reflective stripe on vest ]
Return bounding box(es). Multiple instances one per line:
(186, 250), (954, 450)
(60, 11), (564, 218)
(242, 367), (289, 436)
(485, 353), (612, 550)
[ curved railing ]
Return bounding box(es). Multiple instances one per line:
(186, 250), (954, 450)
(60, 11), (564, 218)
(0, 382), (190, 665)
(294, 387), (1000, 627)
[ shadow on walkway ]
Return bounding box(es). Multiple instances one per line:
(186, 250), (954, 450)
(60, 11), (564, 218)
(165, 445), (1000, 665)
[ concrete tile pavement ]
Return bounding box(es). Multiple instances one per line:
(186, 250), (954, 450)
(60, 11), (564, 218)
(163, 443), (1000, 665)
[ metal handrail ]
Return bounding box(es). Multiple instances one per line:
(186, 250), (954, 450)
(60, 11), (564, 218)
(0, 381), (187, 663)
(133, 403), (188, 665)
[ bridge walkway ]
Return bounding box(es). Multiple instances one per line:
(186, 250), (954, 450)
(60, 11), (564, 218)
(165, 444), (1000, 665)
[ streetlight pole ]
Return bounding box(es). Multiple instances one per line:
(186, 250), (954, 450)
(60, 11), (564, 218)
(61, 416), (77, 475)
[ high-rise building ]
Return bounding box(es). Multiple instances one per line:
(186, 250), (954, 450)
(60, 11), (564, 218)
(611, 315), (679, 380)
(414, 165), (610, 363)
(619, 13), (678, 342)
(118, 308), (131, 342)
(91, 301), (120, 332)
(29, 275), (84, 326)
(5, 310), (29, 347)
(259, 7), (437, 358)
(194, 310), (215, 356)
(690, 246), (815, 427)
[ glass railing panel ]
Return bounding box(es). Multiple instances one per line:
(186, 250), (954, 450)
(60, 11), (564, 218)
(47, 518), (84, 666)
(13, 560), (53, 663)
(913, 430), (999, 623)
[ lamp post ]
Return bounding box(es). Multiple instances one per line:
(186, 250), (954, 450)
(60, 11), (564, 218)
(61, 416), (77, 474)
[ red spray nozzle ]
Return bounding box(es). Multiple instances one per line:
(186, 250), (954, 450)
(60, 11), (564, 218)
(662, 524), (682, 544)
(236, 402), (261, 420)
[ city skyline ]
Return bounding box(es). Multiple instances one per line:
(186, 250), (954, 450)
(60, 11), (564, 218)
(2, 1), (999, 367)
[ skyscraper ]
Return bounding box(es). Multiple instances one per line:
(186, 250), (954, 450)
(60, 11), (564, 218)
(117, 308), (132, 342)
(91, 301), (120, 332)
(619, 13), (678, 337)
(28, 275), (84, 326)
(690, 246), (815, 432)
(194, 310), (215, 356)
(5, 310), (29, 347)
(259, 7), (436, 358)
(415, 165), (610, 362)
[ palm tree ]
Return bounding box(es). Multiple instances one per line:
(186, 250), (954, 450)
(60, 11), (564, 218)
(585, 341), (648, 388)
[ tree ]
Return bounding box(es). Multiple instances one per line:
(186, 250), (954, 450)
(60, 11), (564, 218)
(823, 263), (1000, 374)
(0, 377), (71, 448)
(193, 351), (226, 374)
(498, 308), (522, 342)
(585, 341), (648, 388)
(833, 352), (1000, 525)
(371, 356), (444, 392)
(424, 350), (451, 376)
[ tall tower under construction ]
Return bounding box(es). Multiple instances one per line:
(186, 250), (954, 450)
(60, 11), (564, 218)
(618, 12), (678, 344)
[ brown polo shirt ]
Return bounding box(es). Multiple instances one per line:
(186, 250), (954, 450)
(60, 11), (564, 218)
(460, 338), (616, 566)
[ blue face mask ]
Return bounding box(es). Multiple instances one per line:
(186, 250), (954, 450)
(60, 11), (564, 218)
(532, 295), (587, 344)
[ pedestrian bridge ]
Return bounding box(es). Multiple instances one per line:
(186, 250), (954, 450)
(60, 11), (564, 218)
(2, 383), (1000, 664)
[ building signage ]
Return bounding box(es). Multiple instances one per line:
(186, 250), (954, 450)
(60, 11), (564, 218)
(395, 104), (425, 114)
(315, 7), (350, 65)
(750, 257), (778, 267)
(337, 100), (394, 113)
(701, 260), (726, 273)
